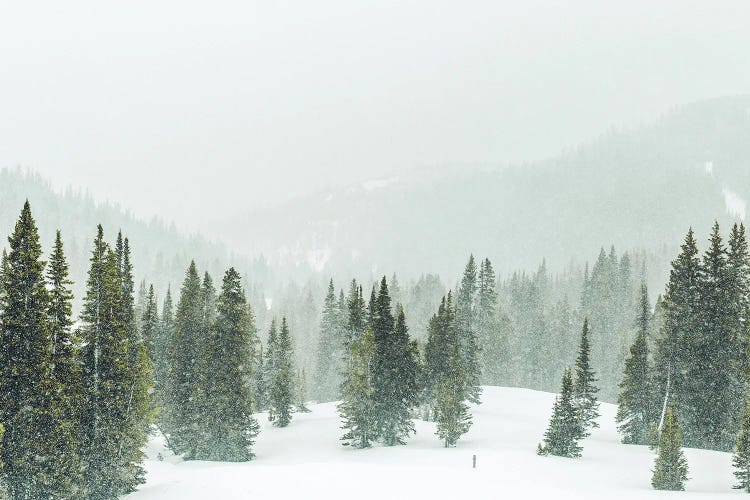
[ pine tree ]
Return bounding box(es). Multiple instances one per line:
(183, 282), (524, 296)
(435, 343), (472, 447)
(652, 405), (689, 491)
(296, 368), (311, 413)
(199, 267), (259, 461)
(538, 368), (583, 458)
(477, 258), (503, 385)
(314, 279), (345, 402)
(371, 277), (420, 445)
(265, 320), (279, 422)
(79, 226), (134, 498)
(455, 255), (482, 403)
(734, 398), (750, 491)
(254, 343), (269, 412)
(616, 284), (655, 444)
(339, 327), (377, 448)
(163, 261), (204, 457)
(574, 318), (600, 433)
(345, 279), (367, 346)
(156, 286), (174, 428)
(424, 292), (458, 417)
(270, 317), (294, 427)
(116, 235), (153, 492)
(0, 202), (79, 498)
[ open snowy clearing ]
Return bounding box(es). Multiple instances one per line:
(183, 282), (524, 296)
(129, 386), (736, 499)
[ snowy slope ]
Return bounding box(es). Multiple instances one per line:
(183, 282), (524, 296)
(128, 387), (735, 499)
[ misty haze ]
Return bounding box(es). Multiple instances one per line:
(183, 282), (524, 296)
(1, 1), (750, 498)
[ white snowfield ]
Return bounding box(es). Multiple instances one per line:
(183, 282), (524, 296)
(128, 387), (735, 499)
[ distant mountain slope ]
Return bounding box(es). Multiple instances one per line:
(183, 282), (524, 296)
(0, 168), (268, 310)
(212, 96), (750, 280)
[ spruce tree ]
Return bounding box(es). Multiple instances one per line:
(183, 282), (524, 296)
(538, 368), (583, 458)
(435, 343), (472, 447)
(574, 318), (600, 433)
(652, 405), (689, 491)
(163, 261), (204, 457)
(270, 317), (294, 427)
(314, 279), (345, 402)
(455, 255), (482, 403)
(0, 203), (78, 498)
(199, 267), (259, 460)
(477, 258), (503, 385)
(265, 320), (279, 422)
(254, 343), (269, 412)
(345, 279), (367, 346)
(616, 284), (655, 444)
(79, 227), (134, 498)
(734, 398), (750, 491)
(156, 286), (174, 428)
(142, 285), (162, 415)
(339, 327), (377, 448)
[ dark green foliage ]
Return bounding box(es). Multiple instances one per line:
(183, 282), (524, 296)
(339, 327), (377, 448)
(345, 279), (367, 346)
(538, 368), (583, 458)
(269, 317), (294, 428)
(435, 343), (472, 447)
(198, 268), (259, 461)
(371, 278), (420, 446)
(254, 343), (269, 412)
(652, 406), (689, 491)
(455, 255), (482, 404)
(314, 279), (346, 402)
(573, 318), (599, 433)
(477, 258), (506, 385)
(734, 398), (750, 491)
(0, 202), (80, 498)
(163, 261), (204, 458)
(616, 284), (656, 445)
(142, 285), (161, 402)
(424, 293), (457, 408)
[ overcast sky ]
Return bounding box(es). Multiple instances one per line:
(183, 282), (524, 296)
(1, 1), (749, 232)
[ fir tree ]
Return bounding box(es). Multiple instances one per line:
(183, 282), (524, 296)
(270, 317), (294, 427)
(538, 368), (583, 458)
(314, 279), (345, 402)
(339, 327), (377, 448)
(156, 286), (174, 426)
(477, 258), (503, 385)
(265, 320), (279, 422)
(0, 202), (79, 498)
(435, 343), (472, 447)
(163, 261), (204, 457)
(79, 227), (134, 498)
(734, 398), (750, 492)
(455, 255), (482, 403)
(652, 405), (689, 491)
(345, 279), (367, 346)
(616, 284), (655, 444)
(254, 343), (269, 412)
(199, 268), (259, 460)
(424, 292), (457, 416)
(574, 318), (600, 433)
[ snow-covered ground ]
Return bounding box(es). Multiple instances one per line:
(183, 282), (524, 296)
(129, 387), (736, 499)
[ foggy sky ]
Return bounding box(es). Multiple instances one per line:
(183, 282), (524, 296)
(1, 0), (749, 232)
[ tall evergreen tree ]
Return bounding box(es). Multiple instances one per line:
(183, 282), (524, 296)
(339, 327), (377, 448)
(651, 405), (689, 491)
(574, 318), (600, 433)
(163, 261), (204, 457)
(156, 286), (174, 426)
(199, 268), (259, 460)
(314, 279), (345, 402)
(455, 255), (482, 403)
(265, 320), (279, 422)
(477, 258), (503, 385)
(616, 284), (655, 444)
(733, 398), (750, 492)
(79, 227), (134, 498)
(269, 317), (294, 427)
(0, 202), (78, 498)
(538, 368), (583, 458)
(346, 279), (367, 346)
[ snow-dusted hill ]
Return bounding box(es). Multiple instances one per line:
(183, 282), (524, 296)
(129, 387), (734, 499)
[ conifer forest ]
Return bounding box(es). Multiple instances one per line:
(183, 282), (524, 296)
(3, 2), (750, 498)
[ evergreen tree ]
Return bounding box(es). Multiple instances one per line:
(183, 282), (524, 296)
(371, 277), (420, 445)
(477, 258), (503, 385)
(339, 327), (377, 448)
(163, 261), (204, 457)
(734, 398), (750, 492)
(424, 293), (457, 415)
(574, 318), (600, 433)
(538, 368), (583, 458)
(79, 226), (134, 498)
(0, 202), (79, 498)
(116, 235), (153, 492)
(314, 279), (345, 402)
(346, 279), (367, 346)
(156, 286), (174, 426)
(270, 317), (294, 427)
(142, 285), (162, 412)
(455, 255), (482, 403)
(254, 343), (269, 412)
(199, 268), (259, 460)
(435, 343), (472, 447)
(616, 284), (655, 444)
(652, 405), (689, 491)
(265, 320), (279, 422)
